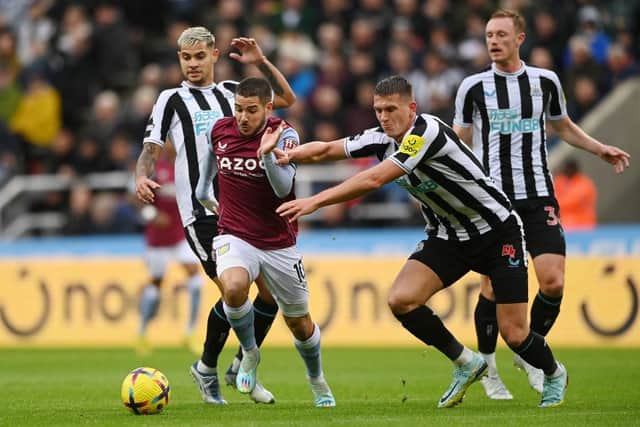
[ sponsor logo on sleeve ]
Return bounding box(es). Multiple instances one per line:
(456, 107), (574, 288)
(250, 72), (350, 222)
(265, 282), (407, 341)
(282, 137), (298, 151)
(399, 134), (425, 157)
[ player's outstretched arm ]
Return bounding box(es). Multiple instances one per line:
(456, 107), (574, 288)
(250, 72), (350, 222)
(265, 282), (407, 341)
(195, 145), (219, 214)
(135, 142), (162, 203)
(273, 139), (348, 165)
(276, 159), (405, 222)
(229, 37), (296, 108)
(550, 117), (631, 174)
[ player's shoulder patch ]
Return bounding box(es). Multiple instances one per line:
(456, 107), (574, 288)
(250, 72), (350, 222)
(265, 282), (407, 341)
(399, 133), (426, 157)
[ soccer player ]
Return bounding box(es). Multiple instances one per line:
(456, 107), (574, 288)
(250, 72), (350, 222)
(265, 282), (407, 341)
(452, 9), (630, 399)
(136, 142), (203, 356)
(272, 75), (567, 408)
(195, 77), (335, 407)
(134, 27), (296, 405)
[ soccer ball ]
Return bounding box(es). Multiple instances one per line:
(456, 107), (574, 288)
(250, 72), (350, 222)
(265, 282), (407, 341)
(121, 367), (171, 415)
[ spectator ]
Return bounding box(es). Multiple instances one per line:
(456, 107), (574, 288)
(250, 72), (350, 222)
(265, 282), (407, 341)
(277, 32), (318, 99)
(62, 182), (95, 235)
(82, 90), (122, 147)
(271, 0), (318, 37)
(529, 46), (554, 69)
(574, 5), (610, 65)
(316, 21), (345, 56)
(43, 128), (76, 176)
(343, 80), (377, 136)
(15, 0), (55, 69)
(606, 43), (640, 87)
(564, 35), (608, 100)
(521, 9), (566, 71)
(0, 63), (21, 122)
(567, 76), (599, 122)
(92, 1), (138, 91)
(49, 3), (98, 129)
(0, 27), (21, 81)
(554, 158), (597, 231)
(9, 70), (61, 171)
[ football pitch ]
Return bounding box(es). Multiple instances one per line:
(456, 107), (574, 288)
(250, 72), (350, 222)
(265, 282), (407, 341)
(1, 347), (638, 426)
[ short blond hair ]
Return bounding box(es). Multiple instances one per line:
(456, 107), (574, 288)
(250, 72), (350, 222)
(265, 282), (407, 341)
(491, 9), (526, 33)
(177, 26), (215, 49)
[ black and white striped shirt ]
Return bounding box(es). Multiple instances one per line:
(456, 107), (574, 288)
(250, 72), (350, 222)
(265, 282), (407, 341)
(344, 114), (514, 241)
(144, 80), (237, 227)
(454, 62), (567, 201)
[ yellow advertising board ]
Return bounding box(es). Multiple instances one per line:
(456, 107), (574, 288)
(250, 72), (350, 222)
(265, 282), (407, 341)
(0, 256), (638, 347)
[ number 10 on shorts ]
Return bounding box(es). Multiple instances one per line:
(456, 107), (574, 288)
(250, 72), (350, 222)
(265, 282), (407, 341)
(293, 259), (306, 283)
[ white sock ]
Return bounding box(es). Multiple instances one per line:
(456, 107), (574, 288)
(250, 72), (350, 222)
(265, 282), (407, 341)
(481, 352), (498, 376)
(185, 274), (203, 334)
(197, 360), (217, 374)
(454, 346), (474, 366)
(294, 323), (323, 378)
(547, 362), (564, 378)
(224, 299), (257, 351)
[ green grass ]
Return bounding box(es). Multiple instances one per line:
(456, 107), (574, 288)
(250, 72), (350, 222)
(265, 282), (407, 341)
(1, 347), (639, 426)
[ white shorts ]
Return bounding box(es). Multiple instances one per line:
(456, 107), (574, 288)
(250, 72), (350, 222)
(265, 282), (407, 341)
(145, 239), (198, 279)
(213, 234), (309, 317)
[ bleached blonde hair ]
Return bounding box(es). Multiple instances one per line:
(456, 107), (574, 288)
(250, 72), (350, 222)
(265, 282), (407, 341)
(177, 26), (215, 49)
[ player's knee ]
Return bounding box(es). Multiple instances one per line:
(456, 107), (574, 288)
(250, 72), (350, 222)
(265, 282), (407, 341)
(387, 291), (417, 315)
(222, 279), (250, 306)
(538, 275), (564, 298)
(151, 278), (162, 287)
(284, 314), (313, 340)
(498, 322), (528, 347)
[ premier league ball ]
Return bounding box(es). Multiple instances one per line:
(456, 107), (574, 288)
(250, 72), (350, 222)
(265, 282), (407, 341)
(121, 367), (171, 415)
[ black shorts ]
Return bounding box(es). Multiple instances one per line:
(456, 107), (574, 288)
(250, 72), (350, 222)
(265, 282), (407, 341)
(184, 215), (219, 279)
(409, 215), (528, 304)
(513, 197), (566, 258)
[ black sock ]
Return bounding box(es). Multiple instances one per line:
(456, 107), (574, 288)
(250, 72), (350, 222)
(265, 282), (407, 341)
(201, 299), (230, 368)
(234, 295), (279, 361)
(474, 294), (498, 354)
(509, 331), (557, 375)
(530, 291), (562, 336)
(394, 305), (463, 361)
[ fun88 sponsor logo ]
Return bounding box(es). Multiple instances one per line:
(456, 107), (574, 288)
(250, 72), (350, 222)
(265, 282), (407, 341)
(488, 108), (540, 134)
(193, 110), (223, 135)
(218, 156), (265, 174)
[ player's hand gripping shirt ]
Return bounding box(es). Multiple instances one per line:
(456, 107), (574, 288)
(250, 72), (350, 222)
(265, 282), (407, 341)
(345, 114), (514, 241)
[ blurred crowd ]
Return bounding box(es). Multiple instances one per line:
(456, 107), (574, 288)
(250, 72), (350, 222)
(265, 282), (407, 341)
(0, 0), (638, 234)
